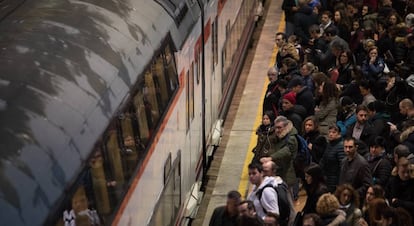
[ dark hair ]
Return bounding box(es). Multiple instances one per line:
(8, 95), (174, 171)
(309, 24), (321, 34)
(303, 213), (321, 225)
(394, 144), (411, 158)
(328, 124), (341, 133)
(276, 32), (287, 41)
(277, 79), (288, 89)
(355, 104), (369, 114)
(344, 136), (357, 145)
(359, 80), (371, 90)
(227, 190), (242, 201)
(324, 26), (338, 36)
(369, 136), (386, 148)
(339, 50), (355, 65)
(305, 163), (326, 188)
(368, 184), (385, 199)
(320, 80), (339, 106)
(367, 100), (386, 113)
(263, 110), (276, 123)
(239, 200), (256, 211)
(248, 162), (263, 173)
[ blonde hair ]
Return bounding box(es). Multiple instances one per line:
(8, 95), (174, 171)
(316, 193), (340, 215)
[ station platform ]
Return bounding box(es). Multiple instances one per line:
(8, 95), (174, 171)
(193, 0), (305, 225)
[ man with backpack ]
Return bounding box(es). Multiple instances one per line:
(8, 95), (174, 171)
(247, 162), (296, 226)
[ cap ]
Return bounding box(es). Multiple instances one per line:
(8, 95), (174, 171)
(287, 77), (304, 89)
(283, 91), (296, 105)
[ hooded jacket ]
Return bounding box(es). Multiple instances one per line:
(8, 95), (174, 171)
(247, 176), (285, 219)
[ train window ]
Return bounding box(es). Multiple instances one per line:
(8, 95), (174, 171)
(148, 153), (181, 226)
(53, 41), (179, 225)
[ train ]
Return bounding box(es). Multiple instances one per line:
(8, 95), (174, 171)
(0, 0), (259, 225)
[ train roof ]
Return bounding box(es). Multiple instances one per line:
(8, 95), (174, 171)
(0, 0), (198, 224)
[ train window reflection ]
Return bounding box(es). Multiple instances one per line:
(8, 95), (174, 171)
(144, 69), (161, 123)
(54, 42), (179, 225)
(164, 45), (179, 93)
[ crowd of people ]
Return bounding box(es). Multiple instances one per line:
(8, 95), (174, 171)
(209, 0), (414, 225)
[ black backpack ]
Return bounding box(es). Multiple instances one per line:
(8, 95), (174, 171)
(256, 182), (291, 226)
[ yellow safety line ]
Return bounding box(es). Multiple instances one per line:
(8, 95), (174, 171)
(238, 13), (286, 197)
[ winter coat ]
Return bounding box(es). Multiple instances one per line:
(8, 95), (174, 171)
(361, 57), (385, 83)
(252, 125), (275, 163)
(387, 176), (414, 220)
(365, 153), (392, 187)
(267, 121), (299, 186)
(303, 130), (327, 163)
(336, 63), (353, 85)
(209, 206), (238, 226)
(340, 203), (363, 226)
(337, 112), (356, 137)
(319, 210), (347, 226)
(339, 81), (363, 105)
(339, 153), (372, 199)
(315, 98), (338, 136)
(302, 183), (329, 214)
(320, 138), (345, 192)
(263, 81), (281, 117)
(345, 121), (376, 146)
(296, 86), (315, 117)
(369, 112), (390, 139)
(293, 5), (318, 45)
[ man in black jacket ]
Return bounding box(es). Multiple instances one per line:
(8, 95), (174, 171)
(209, 190), (241, 226)
(339, 137), (372, 201)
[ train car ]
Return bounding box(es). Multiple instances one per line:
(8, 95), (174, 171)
(0, 0), (258, 225)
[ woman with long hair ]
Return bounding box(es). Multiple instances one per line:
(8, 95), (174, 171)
(302, 163), (329, 214)
(334, 184), (363, 226)
(315, 81), (339, 136)
(333, 9), (351, 42)
(362, 185), (386, 223)
(336, 50), (354, 86)
(302, 116), (327, 163)
(251, 111), (276, 164)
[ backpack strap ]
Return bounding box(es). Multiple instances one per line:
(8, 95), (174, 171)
(256, 183), (276, 214)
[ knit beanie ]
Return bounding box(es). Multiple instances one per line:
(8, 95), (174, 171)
(283, 91), (296, 105)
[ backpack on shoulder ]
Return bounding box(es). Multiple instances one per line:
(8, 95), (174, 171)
(256, 182), (292, 226)
(286, 134), (312, 179)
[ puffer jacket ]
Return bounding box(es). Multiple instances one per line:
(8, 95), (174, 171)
(320, 138), (345, 192)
